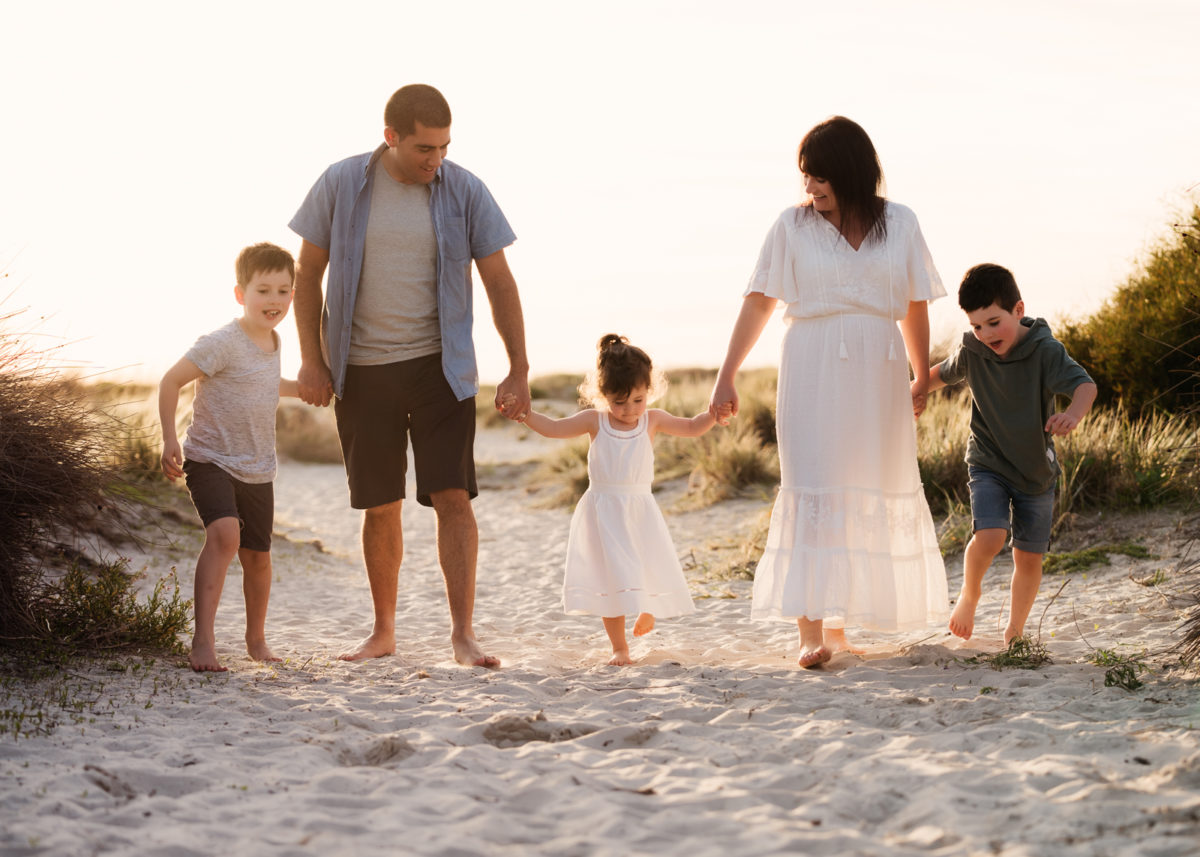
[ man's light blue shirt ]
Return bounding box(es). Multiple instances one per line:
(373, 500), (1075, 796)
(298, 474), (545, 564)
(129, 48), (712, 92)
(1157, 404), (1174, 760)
(289, 144), (516, 400)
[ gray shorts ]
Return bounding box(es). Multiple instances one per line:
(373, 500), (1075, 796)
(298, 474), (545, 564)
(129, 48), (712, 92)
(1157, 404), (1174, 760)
(968, 465), (1055, 554)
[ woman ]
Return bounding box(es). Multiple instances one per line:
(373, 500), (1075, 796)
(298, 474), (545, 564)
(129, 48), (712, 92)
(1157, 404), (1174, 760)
(710, 116), (948, 668)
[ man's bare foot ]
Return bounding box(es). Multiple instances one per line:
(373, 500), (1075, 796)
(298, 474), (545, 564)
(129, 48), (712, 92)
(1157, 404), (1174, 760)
(246, 639), (282, 663)
(452, 634), (500, 669)
(822, 627), (863, 655)
(798, 646), (832, 669)
(608, 648), (634, 666)
(189, 642), (228, 673)
(949, 595), (978, 640)
(338, 631), (396, 662)
(633, 613), (655, 637)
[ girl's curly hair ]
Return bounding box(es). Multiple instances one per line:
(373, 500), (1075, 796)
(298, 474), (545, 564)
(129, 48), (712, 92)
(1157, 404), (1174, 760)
(578, 333), (668, 409)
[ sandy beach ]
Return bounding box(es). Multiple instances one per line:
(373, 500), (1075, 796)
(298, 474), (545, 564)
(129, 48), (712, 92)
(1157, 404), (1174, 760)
(2, 423), (1199, 856)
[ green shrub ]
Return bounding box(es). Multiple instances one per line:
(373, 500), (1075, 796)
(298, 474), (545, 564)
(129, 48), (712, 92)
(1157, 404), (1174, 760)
(1057, 205), (1200, 414)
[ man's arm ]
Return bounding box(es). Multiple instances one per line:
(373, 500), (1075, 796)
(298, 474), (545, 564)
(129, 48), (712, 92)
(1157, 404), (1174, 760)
(294, 239), (333, 406)
(475, 248), (530, 420)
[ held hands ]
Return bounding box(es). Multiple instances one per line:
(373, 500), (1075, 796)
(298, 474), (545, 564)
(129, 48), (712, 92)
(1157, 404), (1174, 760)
(709, 378), (738, 426)
(910, 379), (928, 419)
(712, 401), (734, 427)
(497, 389), (530, 423)
(297, 360), (334, 407)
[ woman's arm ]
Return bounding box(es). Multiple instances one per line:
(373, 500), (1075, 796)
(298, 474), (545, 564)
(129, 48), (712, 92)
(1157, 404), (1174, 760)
(710, 293), (778, 418)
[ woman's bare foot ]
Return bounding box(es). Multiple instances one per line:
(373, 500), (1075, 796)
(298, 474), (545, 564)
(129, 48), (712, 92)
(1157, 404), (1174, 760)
(633, 613), (655, 637)
(246, 639), (282, 663)
(798, 646), (832, 669)
(608, 648), (634, 666)
(949, 594), (978, 640)
(1002, 625), (1025, 646)
(189, 641), (228, 673)
(338, 631), (396, 661)
(452, 634), (501, 669)
(822, 627), (863, 655)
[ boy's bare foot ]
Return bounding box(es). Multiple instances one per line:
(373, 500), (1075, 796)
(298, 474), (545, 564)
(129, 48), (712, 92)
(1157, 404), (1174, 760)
(949, 595), (978, 640)
(189, 642), (228, 673)
(1002, 625), (1025, 646)
(822, 627), (863, 655)
(798, 645), (832, 669)
(338, 632), (396, 661)
(452, 634), (500, 669)
(633, 613), (655, 637)
(246, 639), (282, 663)
(608, 648), (634, 666)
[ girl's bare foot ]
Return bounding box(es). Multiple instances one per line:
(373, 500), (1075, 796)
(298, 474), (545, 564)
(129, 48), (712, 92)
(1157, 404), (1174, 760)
(189, 642), (228, 673)
(1002, 625), (1025, 646)
(949, 595), (978, 640)
(633, 613), (655, 637)
(247, 639), (282, 663)
(608, 648), (634, 666)
(798, 646), (832, 669)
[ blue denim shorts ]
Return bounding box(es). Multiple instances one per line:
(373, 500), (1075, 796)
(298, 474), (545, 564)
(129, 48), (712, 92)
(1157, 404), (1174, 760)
(968, 465), (1055, 554)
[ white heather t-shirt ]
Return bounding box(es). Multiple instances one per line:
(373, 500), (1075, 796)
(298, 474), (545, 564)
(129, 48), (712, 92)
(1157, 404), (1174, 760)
(183, 319), (282, 484)
(349, 160), (441, 365)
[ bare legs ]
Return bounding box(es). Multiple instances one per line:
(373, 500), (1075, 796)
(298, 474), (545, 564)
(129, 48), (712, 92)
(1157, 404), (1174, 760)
(949, 528), (1044, 644)
(340, 490), (498, 667)
(601, 613), (656, 666)
(796, 617), (832, 668)
(189, 517), (279, 672)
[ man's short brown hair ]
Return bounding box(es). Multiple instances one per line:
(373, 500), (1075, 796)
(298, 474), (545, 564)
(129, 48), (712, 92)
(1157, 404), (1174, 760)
(384, 84), (452, 138)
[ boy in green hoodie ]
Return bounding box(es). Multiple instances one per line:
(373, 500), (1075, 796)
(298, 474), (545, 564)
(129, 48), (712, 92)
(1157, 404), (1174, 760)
(917, 263), (1097, 645)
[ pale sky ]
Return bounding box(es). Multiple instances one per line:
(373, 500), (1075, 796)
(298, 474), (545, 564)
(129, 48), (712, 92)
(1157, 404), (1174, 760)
(2, 0), (1197, 387)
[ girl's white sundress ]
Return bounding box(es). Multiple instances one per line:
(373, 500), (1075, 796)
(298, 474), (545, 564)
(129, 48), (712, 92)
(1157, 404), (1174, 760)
(562, 412), (697, 619)
(747, 201), (950, 630)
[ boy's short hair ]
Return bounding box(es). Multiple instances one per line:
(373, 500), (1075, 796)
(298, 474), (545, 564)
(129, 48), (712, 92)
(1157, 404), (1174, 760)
(235, 243), (295, 288)
(959, 263), (1022, 312)
(384, 84), (452, 138)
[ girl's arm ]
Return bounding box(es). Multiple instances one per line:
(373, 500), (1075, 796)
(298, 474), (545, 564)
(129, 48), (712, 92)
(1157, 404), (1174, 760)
(158, 357), (205, 482)
(647, 408), (719, 439)
(279, 378), (300, 399)
(521, 408), (600, 440)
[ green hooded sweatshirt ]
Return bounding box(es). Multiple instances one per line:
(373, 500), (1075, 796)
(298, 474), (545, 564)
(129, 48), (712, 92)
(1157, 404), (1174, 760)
(937, 317), (1093, 495)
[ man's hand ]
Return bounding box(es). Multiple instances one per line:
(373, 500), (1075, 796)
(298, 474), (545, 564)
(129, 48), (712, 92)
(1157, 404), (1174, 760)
(297, 359), (334, 407)
(495, 373), (531, 422)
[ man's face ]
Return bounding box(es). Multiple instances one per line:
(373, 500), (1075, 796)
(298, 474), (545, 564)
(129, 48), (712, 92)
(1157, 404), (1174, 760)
(382, 121), (450, 185)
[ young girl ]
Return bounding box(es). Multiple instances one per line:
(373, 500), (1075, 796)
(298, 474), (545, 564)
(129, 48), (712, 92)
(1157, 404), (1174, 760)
(514, 334), (729, 666)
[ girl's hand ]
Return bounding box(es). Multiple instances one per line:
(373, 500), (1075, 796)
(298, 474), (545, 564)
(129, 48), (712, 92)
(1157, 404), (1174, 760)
(714, 402), (734, 426)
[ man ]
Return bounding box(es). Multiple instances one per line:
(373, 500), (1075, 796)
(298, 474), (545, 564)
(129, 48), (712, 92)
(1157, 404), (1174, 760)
(289, 84), (530, 667)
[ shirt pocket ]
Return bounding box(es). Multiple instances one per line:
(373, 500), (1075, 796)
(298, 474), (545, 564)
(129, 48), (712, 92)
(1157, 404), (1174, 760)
(440, 215), (471, 263)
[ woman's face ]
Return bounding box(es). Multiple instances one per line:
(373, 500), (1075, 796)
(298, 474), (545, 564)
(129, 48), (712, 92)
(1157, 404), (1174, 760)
(803, 173), (838, 215)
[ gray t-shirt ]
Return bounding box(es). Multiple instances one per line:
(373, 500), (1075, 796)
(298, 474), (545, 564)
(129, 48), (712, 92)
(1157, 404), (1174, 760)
(183, 319), (281, 484)
(348, 160), (441, 365)
(937, 317), (1093, 494)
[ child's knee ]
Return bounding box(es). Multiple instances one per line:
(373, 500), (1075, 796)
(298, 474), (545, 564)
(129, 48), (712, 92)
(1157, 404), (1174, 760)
(969, 527), (1008, 556)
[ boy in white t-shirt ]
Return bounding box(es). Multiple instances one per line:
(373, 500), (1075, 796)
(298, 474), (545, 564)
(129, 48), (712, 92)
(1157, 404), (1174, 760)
(158, 243), (300, 672)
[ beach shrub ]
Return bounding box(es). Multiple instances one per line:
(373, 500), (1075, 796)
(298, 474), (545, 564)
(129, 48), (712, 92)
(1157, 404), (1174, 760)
(0, 313), (188, 656)
(1056, 205), (1200, 414)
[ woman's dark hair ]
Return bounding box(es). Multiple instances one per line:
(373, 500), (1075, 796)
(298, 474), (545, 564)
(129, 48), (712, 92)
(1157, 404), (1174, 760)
(798, 115), (887, 244)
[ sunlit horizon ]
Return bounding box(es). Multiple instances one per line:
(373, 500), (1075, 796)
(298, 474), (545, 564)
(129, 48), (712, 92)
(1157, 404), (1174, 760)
(3, 1), (1197, 389)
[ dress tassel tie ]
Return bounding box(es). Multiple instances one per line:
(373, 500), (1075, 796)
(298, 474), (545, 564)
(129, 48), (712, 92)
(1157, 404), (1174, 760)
(839, 339), (849, 361)
(888, 340), (897, 361)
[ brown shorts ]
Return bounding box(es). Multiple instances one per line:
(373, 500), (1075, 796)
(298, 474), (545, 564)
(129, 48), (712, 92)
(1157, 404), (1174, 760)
(334, 354), (477, 509)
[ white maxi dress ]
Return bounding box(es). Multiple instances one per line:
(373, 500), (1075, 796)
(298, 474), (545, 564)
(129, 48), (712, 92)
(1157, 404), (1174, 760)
(748, 201), (949, 630)
(562, 412), (696, 619)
